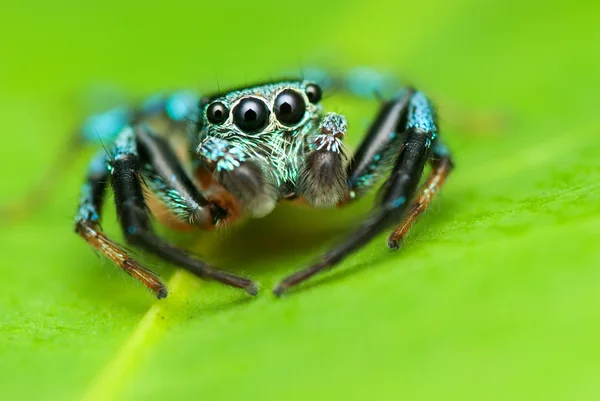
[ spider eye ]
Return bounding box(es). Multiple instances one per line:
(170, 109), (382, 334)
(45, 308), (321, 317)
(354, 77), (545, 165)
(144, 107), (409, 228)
(274, 90), (306, 126)
(305, 83), (322, 104)
(233, 97), (269, 133)
(206, 102), (229, 124)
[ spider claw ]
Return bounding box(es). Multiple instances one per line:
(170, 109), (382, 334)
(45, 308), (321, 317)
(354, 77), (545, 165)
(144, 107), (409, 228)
(156, 286), (169, 299)
(387, 239), (401, 250)
(245, 281), (259, 296)
(272, 283), (287, 298)
(273, 261), (327, 297)
(203, 268), (259, 296)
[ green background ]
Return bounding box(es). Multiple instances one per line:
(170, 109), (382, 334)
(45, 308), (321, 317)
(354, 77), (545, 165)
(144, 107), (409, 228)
(1, 1), (599, 400)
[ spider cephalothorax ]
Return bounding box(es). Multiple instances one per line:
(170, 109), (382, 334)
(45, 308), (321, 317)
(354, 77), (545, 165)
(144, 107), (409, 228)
(196, 81), (350, 217)
(62, 68), (453, 299)
(199, 82), (323, 184)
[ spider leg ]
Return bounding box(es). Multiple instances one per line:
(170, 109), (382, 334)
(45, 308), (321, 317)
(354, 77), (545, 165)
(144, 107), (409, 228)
(75, 149), (169, 298)
(113, 125), (257, 295)
(134, 124), (222, 227)
(75, 125), (258, 298)
(345, 88), (415, 199)
(387, 141), (454, 249)
(275, 91), (447, 296)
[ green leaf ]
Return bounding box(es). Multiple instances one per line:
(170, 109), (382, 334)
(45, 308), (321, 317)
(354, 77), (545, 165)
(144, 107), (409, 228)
(1, 1), (599, 400)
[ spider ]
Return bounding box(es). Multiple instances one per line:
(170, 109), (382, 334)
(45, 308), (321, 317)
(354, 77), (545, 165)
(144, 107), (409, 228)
(67, 69), (454, 299)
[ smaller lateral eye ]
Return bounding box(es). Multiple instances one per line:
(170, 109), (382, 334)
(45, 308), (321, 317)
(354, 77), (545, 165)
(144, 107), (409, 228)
(206, 102), (229, 124)
(305, 83), (322, 104)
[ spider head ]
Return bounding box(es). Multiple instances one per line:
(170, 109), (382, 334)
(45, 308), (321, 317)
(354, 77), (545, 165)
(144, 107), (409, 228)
(195, 80), (325, 218)
(196, 81), (323, 186)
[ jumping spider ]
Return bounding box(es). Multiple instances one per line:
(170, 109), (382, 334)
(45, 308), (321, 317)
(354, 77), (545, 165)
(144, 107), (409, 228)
(71, 70), (453, 298)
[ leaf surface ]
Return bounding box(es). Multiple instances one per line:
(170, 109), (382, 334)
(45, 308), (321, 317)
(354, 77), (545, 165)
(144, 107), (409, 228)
(1, 1), (599, 400)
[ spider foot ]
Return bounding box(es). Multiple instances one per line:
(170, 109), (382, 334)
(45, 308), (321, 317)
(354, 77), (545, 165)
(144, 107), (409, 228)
(273, 261), (329, 297)
(387, 238), (403, 250)
(76, 221), (169, 299)
(203, 267), (259, 296)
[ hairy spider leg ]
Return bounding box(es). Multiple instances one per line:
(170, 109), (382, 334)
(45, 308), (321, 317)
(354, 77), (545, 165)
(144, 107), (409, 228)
(345, 90), (453, 248)
(1, 91), (200, 224)
(75, 125), (258, 298)
(387, 141), (453, 249)
(345, 88), (415, 199)
(75, 149), (169, 298)
(274, 91), (450, 295)
(135, 125), (222, 228)
(322, 72), (455, 248)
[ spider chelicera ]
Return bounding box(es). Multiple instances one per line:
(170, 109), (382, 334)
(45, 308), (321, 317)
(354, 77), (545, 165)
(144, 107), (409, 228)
(67, 69), (454, 299)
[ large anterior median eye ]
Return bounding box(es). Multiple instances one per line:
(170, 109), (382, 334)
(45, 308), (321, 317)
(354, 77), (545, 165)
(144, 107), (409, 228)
(233, 97), (269, 133)
(206, 102), (229, 124)
(274, 89), (305, 126)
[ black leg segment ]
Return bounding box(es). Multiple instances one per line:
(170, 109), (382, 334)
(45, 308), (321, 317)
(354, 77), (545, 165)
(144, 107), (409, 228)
(75, 125), (258, 298)
(346, 88), (414, 198)
(275, 91), (447, 296)
(110, 127), (258, 295)
(135, 124), (222, 226)
(75, 150), (169, 298)
(387, 140), (454, 249)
